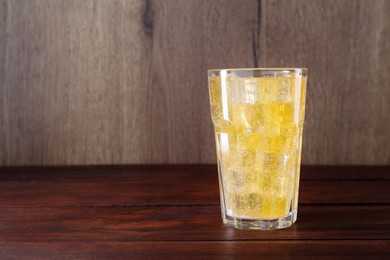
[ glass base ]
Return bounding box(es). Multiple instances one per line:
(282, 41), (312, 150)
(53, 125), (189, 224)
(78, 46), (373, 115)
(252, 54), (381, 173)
(222, 210), (297, 230)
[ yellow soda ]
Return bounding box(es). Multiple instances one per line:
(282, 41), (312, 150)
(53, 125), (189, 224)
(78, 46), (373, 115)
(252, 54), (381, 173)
(210, 75), (306, 220)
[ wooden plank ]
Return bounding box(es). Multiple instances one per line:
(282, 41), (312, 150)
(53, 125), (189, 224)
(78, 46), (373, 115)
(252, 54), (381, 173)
(0, 165), (388, 257)
(300, 165), (390, 181)
(0, 165), (389, 181)
(0, 206), (389, 242)
(0, 179), (388, 207)
(0, 0), (259, 166)
(0, 241), (389, 259)
(0, 0), (152, 165)
(0, 166), (389, 207)
(0, 1), (6, 166)
(299, 181), (390, 204)
(0, 165), (218, 181)
(0, 170), (220, 207)
(145, 0), (258, 164)
(1, 0), (389, 166)
(0, 179), (387, 206)
(260, 0), (390, 164)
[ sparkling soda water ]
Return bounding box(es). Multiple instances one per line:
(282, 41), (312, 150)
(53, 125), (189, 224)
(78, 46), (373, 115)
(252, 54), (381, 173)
(208, 70), (307, 225)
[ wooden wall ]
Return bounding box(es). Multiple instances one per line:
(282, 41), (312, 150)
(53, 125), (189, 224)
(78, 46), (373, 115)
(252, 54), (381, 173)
(0, 0), (389, 166)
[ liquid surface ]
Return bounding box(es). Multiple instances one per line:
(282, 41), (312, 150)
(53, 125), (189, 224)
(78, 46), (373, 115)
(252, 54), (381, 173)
(209, 75), (306, 219)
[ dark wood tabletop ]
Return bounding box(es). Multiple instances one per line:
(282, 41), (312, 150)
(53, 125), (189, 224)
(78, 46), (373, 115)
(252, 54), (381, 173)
(0, 165), (389, 259)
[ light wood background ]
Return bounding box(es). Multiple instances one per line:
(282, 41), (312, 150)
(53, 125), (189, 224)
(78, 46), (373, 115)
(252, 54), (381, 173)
(0, 0), (389, 166)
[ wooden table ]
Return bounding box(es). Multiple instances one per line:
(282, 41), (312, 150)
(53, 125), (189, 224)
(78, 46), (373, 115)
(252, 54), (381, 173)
(0, 165), (389, 259)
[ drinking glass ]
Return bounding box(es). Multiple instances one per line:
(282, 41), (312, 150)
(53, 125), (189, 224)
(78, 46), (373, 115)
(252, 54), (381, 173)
(208, 68), (307, 230)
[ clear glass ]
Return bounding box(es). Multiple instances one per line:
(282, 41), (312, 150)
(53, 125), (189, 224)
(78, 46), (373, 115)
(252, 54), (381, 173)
(207, 68), (307, 230)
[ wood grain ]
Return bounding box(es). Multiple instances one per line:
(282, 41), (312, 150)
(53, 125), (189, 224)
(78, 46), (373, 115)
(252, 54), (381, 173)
(0, 0), (152, 165)
(0, 206), (389, 242)
(147, 0), (259, 163)
(0, 0), (258, 165)
(0, 166), (389, 207)
(0, 0), (389, 165)
(0, 241), (388, 260)
(260, 0), (390, 164)
(0, 178), (387, 207)
(0, 0), (7, 166)
(1, 165), (389, 181)
(0, 165), (388, 258)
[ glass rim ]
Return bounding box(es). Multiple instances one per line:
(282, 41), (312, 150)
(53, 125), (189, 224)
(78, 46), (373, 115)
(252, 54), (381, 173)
(208, 68), (307, 74)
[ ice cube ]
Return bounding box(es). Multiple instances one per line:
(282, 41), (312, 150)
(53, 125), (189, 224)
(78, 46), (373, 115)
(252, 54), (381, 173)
(276, 78), (294, 102)
(257, 77), (294, 103)
(226, 192), (261, 217)
(248, 193), (262, 210)
(232, 103), (265, 133)
(223, 168), (257, 193)
(231, 78), (259, 104)
(256, 152), (291, 173)
(258, 130), (298, 153)
(231, 148), (257, 172)
(260, 195), (290, 219)
(234, 194), (249, 210)
(260, 102), (295, 135)
(236, 132), (262, 149)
